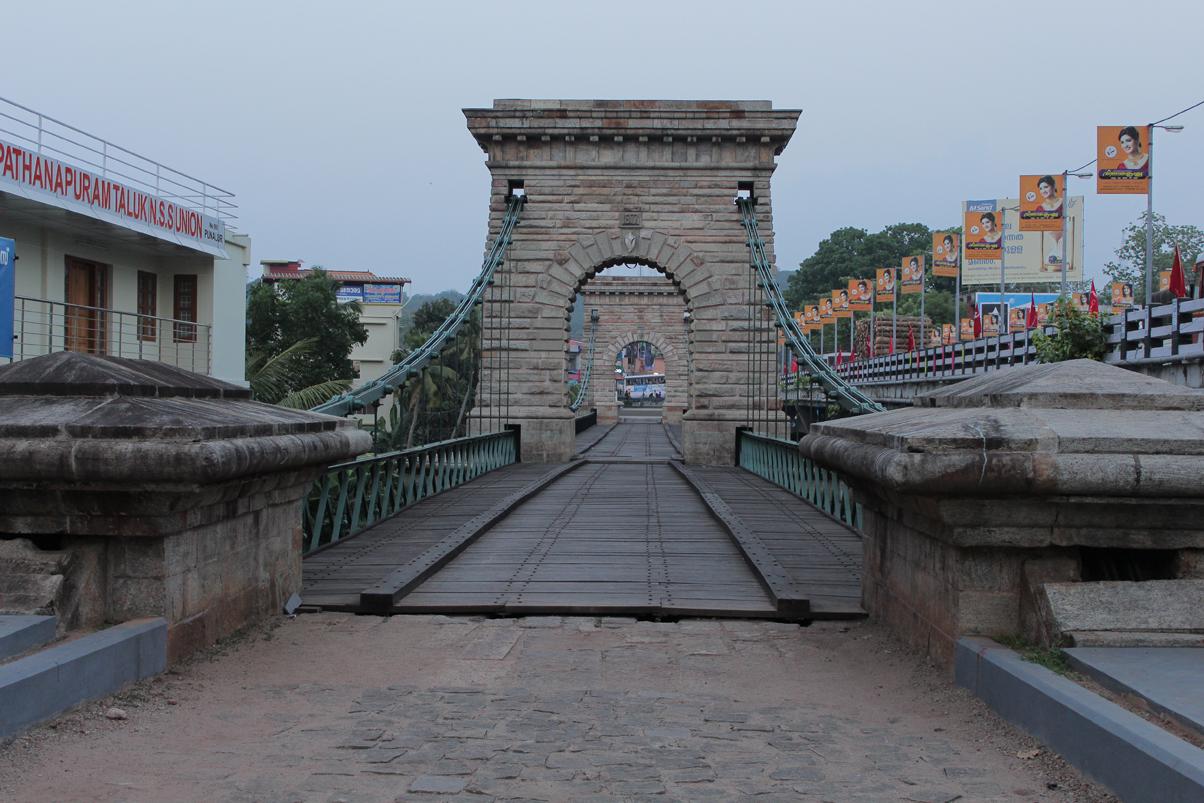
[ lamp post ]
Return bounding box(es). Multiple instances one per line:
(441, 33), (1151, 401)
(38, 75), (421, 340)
(1144, 124), (1185, 304)
(999, 204), (1019, 325)
(1059, 171), (1094, 296)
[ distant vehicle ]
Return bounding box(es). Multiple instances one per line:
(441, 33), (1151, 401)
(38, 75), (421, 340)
(619, 373), (665, 405)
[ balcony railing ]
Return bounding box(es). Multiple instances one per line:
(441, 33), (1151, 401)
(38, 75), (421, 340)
(7, 296), (211, 375)
(0, 95), (237, 226)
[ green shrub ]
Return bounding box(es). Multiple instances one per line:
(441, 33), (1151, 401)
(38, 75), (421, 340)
(1031, 299), (1107, 363)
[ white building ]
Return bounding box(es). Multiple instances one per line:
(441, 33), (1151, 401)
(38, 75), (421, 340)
(0, 97), (250, 383)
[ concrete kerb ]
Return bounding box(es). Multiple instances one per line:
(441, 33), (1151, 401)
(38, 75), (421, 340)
(0, 615), (57, 662)
(955, 636), (1204, 803)
(0, 618), (166, 741)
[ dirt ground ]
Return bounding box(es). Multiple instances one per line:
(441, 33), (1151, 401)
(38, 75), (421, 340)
(0, 614), (1114, 802)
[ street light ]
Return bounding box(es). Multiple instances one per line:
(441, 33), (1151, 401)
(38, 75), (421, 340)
(1059, 171), (1094, 296)
(1145, 124), (1186, 304)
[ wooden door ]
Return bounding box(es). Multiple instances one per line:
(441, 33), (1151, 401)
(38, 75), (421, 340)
(64, 257), (108, 354)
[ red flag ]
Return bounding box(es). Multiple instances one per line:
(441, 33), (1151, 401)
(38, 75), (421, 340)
(888, 334), (895, 354)
(791, 356), (798, 374)
(1025, 293), (1038, 329)
(1089, 280), (1099, 317)
(906, 327), (916, 352)
(973, 307), (982, 337)
(1170, 244), (1188, 298)
(834, 350), (844, 367)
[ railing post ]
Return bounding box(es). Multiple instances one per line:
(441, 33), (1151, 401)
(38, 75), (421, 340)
(1170, 298), (1181, 358)
(504, 423), (521, 463)
(734, 425), (751, 467)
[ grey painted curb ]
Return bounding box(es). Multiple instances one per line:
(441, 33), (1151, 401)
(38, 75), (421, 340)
(0, 615), (57, 661)
(0, 618), (167, 741)
(955, 636), (1204, 803)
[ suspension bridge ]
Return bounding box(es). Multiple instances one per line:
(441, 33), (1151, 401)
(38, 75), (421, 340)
(296, 100), (881, 622)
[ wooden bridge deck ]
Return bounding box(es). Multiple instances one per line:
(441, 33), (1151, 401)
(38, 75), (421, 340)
(302, 423), (864, 620)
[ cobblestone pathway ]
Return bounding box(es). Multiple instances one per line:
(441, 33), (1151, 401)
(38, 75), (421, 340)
(0, 615), (1110, 802)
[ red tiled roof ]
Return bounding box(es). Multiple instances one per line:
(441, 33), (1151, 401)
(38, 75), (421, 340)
(263, 268), (409, 284)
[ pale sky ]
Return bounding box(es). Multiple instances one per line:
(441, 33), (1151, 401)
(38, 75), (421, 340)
(7, 0), (1203, 294)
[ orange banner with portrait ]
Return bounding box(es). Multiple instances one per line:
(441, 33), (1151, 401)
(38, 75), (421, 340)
(900, 255), (924, 294)
(932, 233), (959, 278)
(1111, 282), (1134, 311)
(875, 268), (896, 302)
(964, 201), (1004, 261)
(831, 288), (852, 319)
(805, 304), (821, 332)
(960, 318), (975, 340)
(1097, 126), (1150, 195)
(1018, 174), (1064, 232)
(941, 323), (954, 345)
(819, 296), (834, 321)
(847, 278), (873, 312)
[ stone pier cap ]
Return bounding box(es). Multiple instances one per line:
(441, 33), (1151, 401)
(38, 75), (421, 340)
(801, 360), (1204, 499)
(0, 352), (370, 496)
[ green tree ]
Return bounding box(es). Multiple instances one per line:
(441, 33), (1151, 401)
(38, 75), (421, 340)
(245, 270), (368, 399)
(375, 299), (480, 450)
(1104, 213), (1204, 304)
(785, 222), (933, 309)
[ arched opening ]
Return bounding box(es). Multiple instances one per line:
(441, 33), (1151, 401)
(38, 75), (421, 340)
(566, 263), (691, 425)
(613, 340), (666, 421)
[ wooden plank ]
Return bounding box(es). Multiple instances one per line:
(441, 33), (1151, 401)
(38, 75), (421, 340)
(358, 461), (587, 612)
(668, 460), (810, 616)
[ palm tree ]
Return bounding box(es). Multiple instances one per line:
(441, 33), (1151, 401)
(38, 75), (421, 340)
(246, 338), (352, 409)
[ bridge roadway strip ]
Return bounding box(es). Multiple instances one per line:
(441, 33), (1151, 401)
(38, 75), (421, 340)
(302, 423), (864, 621)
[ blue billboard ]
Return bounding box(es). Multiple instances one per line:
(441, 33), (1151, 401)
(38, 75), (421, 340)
(0, 237), (13, 359)
(363, 283), (404, 304)
(335, 283), (364, 303)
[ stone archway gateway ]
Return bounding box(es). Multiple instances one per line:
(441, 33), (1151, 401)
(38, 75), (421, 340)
(466, 100), (798, 463)
(579, 274), (689, 424)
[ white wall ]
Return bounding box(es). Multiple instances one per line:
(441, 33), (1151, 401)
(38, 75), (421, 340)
(0, 213), (242, 377)
(211, 233), (250, 384)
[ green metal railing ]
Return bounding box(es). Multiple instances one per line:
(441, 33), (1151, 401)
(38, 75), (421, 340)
(736, 197), (883, 416)
(302, 429), (517, 555)
(738, 430), (862, 530)
(311, 194), (525, 417)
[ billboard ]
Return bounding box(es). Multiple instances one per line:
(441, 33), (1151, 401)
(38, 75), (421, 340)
(1097, 125), (1150, 195)
(831, 288), (852, 318)
(900, 255), (923, 294)
(336, 283), (365, 303)
(1008, 306), (1028, 333)
(961, 197), (1084, 286)
(980, 302), (1008, 337)
(1159, 271), (1171, 292)
(848, 277), (873, 312)
(964, 200), (1004, 261)
(876, 268), (896, 302)
(1112, 282), (1134, 312)
(960, 317), (975, 340)
(941, 323), (955, 345)
(1018, 174), (1064, 232)
(819, 296), (834, 321)
(363, 283), (404, 304)
(0, 237), (13, 359)
(932, 232), (959, 278)
(805, 304), (821, 333)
